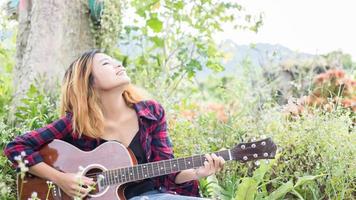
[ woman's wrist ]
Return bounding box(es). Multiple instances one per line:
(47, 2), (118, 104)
(193, 168), (202, 180)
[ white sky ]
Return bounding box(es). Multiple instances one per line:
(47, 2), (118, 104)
(214, 0), (356, 61)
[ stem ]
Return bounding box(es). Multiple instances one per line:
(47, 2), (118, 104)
(20, 180), (24, 199)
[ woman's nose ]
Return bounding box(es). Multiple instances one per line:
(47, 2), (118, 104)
(112, 59), (123, 68)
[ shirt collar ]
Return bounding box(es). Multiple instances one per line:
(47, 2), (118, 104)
(133, 101), (158, 121)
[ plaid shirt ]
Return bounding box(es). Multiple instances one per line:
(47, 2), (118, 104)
(4, 100), (200, 197)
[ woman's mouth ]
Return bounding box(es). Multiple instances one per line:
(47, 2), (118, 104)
(116, 69), (126, 76)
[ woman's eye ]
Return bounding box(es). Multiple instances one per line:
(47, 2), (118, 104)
(103, 62), (109, 65)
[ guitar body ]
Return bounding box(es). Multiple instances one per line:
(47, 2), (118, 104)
(18, 139), (136, 200)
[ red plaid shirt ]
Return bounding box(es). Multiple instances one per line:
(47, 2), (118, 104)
(4, 100), (200, 197)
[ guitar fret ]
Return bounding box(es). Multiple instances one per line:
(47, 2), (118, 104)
(129, 167), (134, 182)
(159, 161), (164, 176)
(153, 162), (159, 176)
(172, 159), (178, 172)
(107, 170), (111, 185)
(102, 171), (107, 186)
(116, 169), (120, 184)
(169, 159), (172, 174)
(148, 163), (153, 177)
(120, 168), (123, 183)
(142, 164), (147, 179)
(112, 170), (116, 184)
(125, 167), (130, 182)
(163, 160), (169, 175)
(113, 169), (117, 185)
(139, 164), (143, 179)
(134, 165), (138, 181)
(112, 170), (115, 184)
(185, 157), (190, 168)
(122, 168), (127, 182)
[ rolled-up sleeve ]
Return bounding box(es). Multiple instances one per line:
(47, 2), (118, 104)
(3, 113), (73, 171)
(150, 102), (200, 197)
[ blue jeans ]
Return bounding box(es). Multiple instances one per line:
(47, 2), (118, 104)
(128, 190), (210, 200)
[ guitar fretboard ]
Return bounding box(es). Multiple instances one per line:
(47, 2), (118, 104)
(100, 149), (232, 187)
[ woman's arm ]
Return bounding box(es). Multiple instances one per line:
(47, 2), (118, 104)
(28, 162), (64, 183)
(4, 113), (72, 171)
(174, 169), (197, 184)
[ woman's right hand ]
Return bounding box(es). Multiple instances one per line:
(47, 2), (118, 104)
(54, 172), (96, 198)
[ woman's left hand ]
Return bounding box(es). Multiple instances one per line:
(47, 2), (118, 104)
(194, 153), (225, 179)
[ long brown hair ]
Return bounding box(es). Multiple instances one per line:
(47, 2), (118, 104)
(60, 49), (144, 138)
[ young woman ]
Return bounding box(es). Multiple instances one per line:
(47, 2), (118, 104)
(4, 49), (225, 199)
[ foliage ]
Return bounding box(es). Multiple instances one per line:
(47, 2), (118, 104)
(88, 0), (123, 53)
(114, 0), (263, 100)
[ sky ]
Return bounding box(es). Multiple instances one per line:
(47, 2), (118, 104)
(214, 0), (356, 61)
(1, 0), (355, 61)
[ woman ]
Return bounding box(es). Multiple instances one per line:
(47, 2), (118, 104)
(4, 49), (225, 199)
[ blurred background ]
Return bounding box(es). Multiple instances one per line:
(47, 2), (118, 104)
(0, 0), (355, 199)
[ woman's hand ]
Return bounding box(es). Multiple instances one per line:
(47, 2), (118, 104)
(54, 172), (95, 198)
(194, 153), (225, 179)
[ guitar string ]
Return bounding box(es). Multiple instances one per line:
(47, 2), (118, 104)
(82, 152), (231, 181)
(82, 153), (220, 177)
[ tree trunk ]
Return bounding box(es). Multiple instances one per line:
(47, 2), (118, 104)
(13, 0), (95, 105)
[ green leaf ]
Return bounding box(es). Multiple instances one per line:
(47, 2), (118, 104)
(174, 1), (184, 10)
(266, 180), (294, 200)
(294, 174), (325, 188)
(235, 178), (258, 200)
(206, 61), (224, 72)
(253, 161), (272, 184)
(150, 36), (164, 47)
(146, 18), (163, 32)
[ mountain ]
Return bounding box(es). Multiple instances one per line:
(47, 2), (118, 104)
(195, 40), (315, 80)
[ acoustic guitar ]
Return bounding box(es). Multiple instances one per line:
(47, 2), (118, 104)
(17, 138), (277, 200)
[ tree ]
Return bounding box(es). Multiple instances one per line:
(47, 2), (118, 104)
(10, 0), (95, 104)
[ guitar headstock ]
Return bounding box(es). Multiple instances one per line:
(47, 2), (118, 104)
(231, 137), (277, 163)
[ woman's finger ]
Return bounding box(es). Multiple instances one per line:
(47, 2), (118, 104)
(217, 156), (225, 172)
(211, 153), (220, 171)
(205, 154), (213, 171)
(75, 185), (91, 198)
(83, 177), (95, 187)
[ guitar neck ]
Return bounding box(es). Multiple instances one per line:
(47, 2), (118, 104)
(100, 149), (232, 187)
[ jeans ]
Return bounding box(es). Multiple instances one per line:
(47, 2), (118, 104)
(128, 190), (210, 200)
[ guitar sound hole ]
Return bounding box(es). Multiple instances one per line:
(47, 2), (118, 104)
(84, 168), (103, 195)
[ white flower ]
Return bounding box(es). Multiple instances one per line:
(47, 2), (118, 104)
(31, 192), (38, 198)
(14, 155), (21, 161)
(21, 151), (27, 157)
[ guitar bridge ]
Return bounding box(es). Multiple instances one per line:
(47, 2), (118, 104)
(51, 184), (62, 200)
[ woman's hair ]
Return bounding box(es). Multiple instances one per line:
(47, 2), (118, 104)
(60, 49), (145, 138)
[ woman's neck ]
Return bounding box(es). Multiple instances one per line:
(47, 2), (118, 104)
(98, 87), (131, 121)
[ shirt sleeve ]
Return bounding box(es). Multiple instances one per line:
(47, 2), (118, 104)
(3, 113), (73, 171)
(150, 102), (200, 197)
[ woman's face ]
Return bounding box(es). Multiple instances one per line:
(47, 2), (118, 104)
(91, 53), (130, 91)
